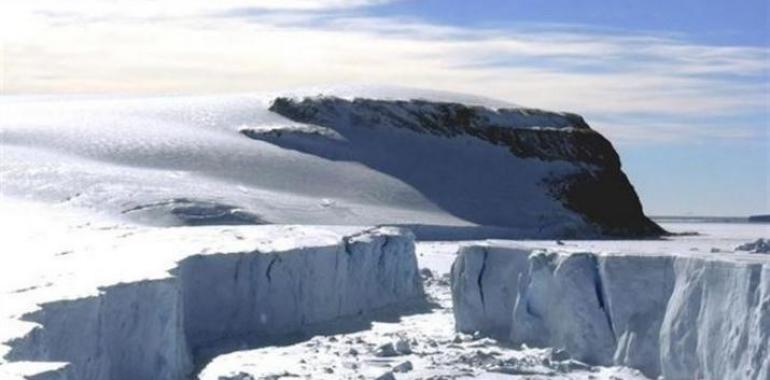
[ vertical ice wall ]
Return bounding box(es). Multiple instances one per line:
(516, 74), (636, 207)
(452, 244), (770, 380)
(3, 227), (422, 380)
(177, 227), (422, 351)
(6, 279), (191, 380)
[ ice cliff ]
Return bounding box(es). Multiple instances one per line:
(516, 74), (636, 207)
(0, 226), (422, 380)
(451, 243), (770, 380)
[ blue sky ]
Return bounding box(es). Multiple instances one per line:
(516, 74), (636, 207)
(2, 0), (768, 216)
(370, 0), (769, 46)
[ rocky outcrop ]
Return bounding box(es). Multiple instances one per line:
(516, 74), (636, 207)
(269, 96), (663, 237)
(749, 215), (770, 223)
(269, 97), (608, 166)
(545, 169), (662, 237)
(737, 239), (770, 254)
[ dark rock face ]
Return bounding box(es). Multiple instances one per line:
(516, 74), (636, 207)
(545, 170), (664, 237)
(749, 215), (770, 223)
(270, 97), (613, 167)
(269, 96), (664, 237)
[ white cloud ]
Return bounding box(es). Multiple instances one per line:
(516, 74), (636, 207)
(589, 116), (762, 145)
(1, 2), (768, 144)
(4, 0), (392, 16)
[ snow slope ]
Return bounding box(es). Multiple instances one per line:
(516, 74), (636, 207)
(0, 202), (421, 380)
(0, 85), (659, 238)
(452, 233), (770, 380)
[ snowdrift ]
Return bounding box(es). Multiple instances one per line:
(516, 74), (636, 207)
(452, 243), (770, 380)
(0, 226), (422, 380)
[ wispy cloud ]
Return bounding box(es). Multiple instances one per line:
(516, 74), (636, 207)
(5, 0), (395, 17)
(588, 112), (767, 145)
(2, 1), (768, 144)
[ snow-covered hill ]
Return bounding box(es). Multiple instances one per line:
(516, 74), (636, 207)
(266, 95), (661, 236)
(0, 86), (661, 238)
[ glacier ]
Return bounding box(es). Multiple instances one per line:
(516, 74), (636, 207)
(0, 224), (422, 380)
(451, 240), (770, 380)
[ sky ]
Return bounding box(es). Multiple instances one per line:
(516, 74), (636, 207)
(1, 0), (768, 216)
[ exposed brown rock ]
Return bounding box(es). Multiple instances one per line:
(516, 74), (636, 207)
(269, 96), (664, 237)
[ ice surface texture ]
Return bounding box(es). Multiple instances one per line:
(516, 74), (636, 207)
(452, 244), (770, 380)
(1, 227), (422, 380)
